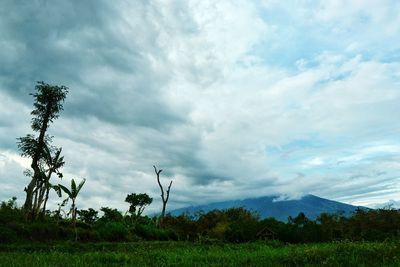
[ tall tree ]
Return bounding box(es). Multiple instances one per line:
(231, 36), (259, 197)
(17, 81), (68, 217)
(153, 165), (173, 226)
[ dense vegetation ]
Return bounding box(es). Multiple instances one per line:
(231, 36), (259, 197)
(1, 196), (400, 244)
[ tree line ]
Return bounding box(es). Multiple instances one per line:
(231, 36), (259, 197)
(1, 195), (400, 243)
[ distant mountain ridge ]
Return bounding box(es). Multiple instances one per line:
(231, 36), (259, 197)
(168, 194), (366, 222)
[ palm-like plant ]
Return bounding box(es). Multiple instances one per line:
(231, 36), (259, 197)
(39, 147), (65, 216)
(58, 178), (86, 225)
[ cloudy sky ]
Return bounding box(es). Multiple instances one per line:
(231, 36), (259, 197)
(1, 0), (400, 213)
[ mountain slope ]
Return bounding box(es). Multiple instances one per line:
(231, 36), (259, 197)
(168, 194), (365, 222)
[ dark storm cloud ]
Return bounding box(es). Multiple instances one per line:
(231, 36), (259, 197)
(0, 0), (184, 129)
(1, 1), (113, 91)
(0, 0), (217, 208)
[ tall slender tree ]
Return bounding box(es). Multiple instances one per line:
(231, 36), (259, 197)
(17, 81), (68, 217)
(153, 165), (173, 226)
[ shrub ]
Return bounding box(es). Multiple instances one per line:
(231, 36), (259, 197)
(24, 222), (60, 241)
(0, 197), (24, 223)
(223, 208), (259, 242)
(162, 215), (198, 241)
(0, 226), (18, 243)
(78, 208), (99, 224)
(134, 224), (177, 241)
(96, 222), (128, 241)
(99, 207), (123, 223)
(76, 227), (99, 242)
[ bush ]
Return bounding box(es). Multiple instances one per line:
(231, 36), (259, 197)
(0, 197), (24, 224)
(24, 222), (61, 241)
(78, 208), (99, 224)
(196, 208), (259, 242)
(162, 215), (198, 241)
(99, 207), (123, 223)
(223, 208), (259, 242)
(96, 222), (128, 241)
(134, 224), (178, 241)
(75, 226), (99, 242)
(0, 226), (18, 243)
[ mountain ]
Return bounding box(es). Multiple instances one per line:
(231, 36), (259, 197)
(168, 194), (366, 222)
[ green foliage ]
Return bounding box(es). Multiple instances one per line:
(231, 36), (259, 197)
(99, 207), (123, 223)
(0, 197), (23, 223)
(134, 224), (178, 241)
(195, 208), (260, 242)
(23, 222), (62, 241)
(75, 227), (99, 242)
(78, 208), (99, 224)
(17, 134), (42, 159)
(345, 208), (400, 241)
(58, 178), (86, 200)
(29, 81), (69, 131)
(2, 195), (400, 244)
(58, 178), (86, 224)
(125, 193), (153, 217)
(317, 212), (346, 241)
(285, 212), (320, 243)
(224, 208), (259, 242)
(0, 227), (18, 243)
(96, 222), (129, 241)
(162, 214), (198, 241)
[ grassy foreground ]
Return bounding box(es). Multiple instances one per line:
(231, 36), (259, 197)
(0, 241), (399, 266)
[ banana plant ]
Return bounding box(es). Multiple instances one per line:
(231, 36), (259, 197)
(58, 178), (86, 225)
(38, 147), (65, 217)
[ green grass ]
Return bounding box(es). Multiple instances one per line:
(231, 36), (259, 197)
(0, 241), (399, 266)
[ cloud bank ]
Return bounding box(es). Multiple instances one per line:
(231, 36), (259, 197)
(0, 0), (399, 212)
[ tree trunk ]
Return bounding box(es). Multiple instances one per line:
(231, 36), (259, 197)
(24, 101), (52, 214)
(71, 199), (76, 227)
(39, 169), (53, 217)
(153, 166), (172, 227)
(23, 178), (36, 213)
(41, 185), (51, 216)
(161, 204), (166, 219)
(32, 185), (39, 214)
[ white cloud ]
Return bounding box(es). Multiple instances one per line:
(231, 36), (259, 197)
(304, 157), (325, 167)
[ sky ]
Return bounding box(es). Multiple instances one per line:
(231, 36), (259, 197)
(0, 0), (400, 213)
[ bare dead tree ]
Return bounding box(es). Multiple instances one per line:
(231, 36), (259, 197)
(153, 165), (172, 225)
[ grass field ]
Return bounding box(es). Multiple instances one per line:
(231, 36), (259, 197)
(0, 241), (399, 266)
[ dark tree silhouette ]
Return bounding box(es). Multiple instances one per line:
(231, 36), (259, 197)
(125, 193), (153, 217)
(17, 81), (68, 218)
(153, 165), (173, 225)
